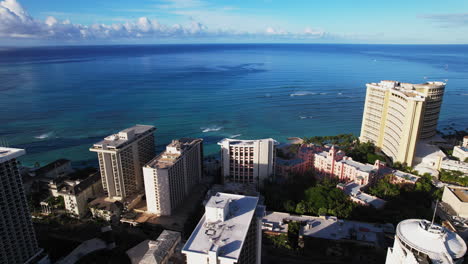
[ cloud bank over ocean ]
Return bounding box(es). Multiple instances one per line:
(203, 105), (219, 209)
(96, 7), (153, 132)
(0, 0), (329, 41)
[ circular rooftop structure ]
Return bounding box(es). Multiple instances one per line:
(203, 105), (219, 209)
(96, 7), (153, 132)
(397, 219), (467, 260)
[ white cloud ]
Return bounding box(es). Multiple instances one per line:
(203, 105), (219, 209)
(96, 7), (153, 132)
(0, 0), (333, 41)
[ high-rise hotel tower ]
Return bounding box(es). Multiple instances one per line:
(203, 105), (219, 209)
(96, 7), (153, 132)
(218, 138), (277, 187)
(359, 81), (445, 166)
(143, 138), (203, 216)
(90, 125), (156, 200)
(0, 148), (43, 264)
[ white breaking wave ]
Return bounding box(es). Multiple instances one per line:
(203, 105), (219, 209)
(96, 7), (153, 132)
(338, 92), (343, 95)
(201, 126), (223, 133)
(229, 134), (242, 138)
(299, 116), (313, 119)
(290, 91), (317, 97)
(319, 92), (327, 95)
(34, 132), (53, 139)
(461, 94), (468, 96)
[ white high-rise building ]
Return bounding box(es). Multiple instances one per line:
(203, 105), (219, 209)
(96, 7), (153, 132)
(90, 125), (156, 200)
(143, 138), (203, 216)
(218, 138), (277, 187)
(0, 147), (43, 264)
(182, 192), (264, 264)
(386, 219), (466, 264)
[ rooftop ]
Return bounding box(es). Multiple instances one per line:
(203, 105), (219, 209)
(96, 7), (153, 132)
(392, 170), (420, 183)
(397, 219), (466, 261)
(58, 172), (101, 196)
(91, 125), (155, 150)
(218, 138), (277, 146)
(145, 138), (202, 169)
(126, 230), (181, 264)
(262, 211), (393, 246)
(182, 193), (260, 261)
(450, 187), (468, 203)
(0, 147), (26, 163)
(35, 158), (71, 176)
(342, 182), (386, 209)
(339, 158), (375, 173)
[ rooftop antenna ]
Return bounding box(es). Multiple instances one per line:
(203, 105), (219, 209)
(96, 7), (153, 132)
(430, 200), (439, 229)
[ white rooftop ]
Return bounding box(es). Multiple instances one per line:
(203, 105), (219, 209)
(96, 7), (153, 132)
(397, 219), (467, 262)
(339, 158), (375, 173)
(92, 125), (155, 149)
(182, 193), (259, 261)
(262, 211), (393, 246)
(126, 230), (181, 264)
(0, 147), (26, 163)
(218, 138), (277, 146)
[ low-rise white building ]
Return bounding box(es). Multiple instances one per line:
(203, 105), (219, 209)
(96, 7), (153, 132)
(386, 219), (466, 264)
(182, 193), (264, 264)
(453, 136), (468, 162)
(442, 186), (468, 219)
(126, 230), (181, 264)
(143, 138), (203, 216)
(57, 173), (103, 218)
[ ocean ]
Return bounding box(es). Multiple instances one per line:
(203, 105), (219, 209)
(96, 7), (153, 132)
(1, 44), (467, 167)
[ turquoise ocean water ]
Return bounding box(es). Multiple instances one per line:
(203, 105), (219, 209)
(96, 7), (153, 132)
(0, 44), (467, 166)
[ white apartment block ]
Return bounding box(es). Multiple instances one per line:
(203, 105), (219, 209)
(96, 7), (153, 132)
(90, 125), (156, 200)
(360, 81), (445, 166)
(182, 192), (264, 264)
(0, 147), (43, 264)
(143, 138), (203, 216)
(386, 219), (466, 264)
(453, 136), (468, 162)
(57, 172), (103, 218)
(218, 138), (277, 187)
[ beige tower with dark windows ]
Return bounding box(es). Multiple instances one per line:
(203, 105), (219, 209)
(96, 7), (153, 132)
(90, 125), (156, 200)
(143, 138), (203, 216)
(359, 81), (445, 166)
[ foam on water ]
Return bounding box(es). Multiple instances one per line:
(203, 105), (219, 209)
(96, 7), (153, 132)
(201, 126), (223, 133)
(34, 132), (53, 139)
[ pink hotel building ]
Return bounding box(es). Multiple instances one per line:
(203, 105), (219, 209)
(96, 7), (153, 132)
(313, 146), (385, 185)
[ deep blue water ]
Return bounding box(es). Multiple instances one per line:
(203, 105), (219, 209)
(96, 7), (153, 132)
(1, 44), (467, 167)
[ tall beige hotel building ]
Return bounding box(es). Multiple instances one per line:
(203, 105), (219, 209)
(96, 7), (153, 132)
(359, 80), (445, 166)
(90, 125), (156, 200)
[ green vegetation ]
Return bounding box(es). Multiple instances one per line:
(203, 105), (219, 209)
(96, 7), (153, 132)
(267, 234), (292, 250)
(276, 144), (301, 159)
(263, 171), (316, 213)
(346, 141), (385, 164)
(351, 174), (438, 225)
(465, 157), (468, 163)
(287, 221), (301, 249)
(302, 134), (385, 164)
(264, 175), (355, 219)
(392, 162), (419, 175)
(295, 180), (354, 218)
(45, 196), (65, 209)
(303, 134), (356, 148)
(368, 175), (400, 199)
(439, 169), (468, 187)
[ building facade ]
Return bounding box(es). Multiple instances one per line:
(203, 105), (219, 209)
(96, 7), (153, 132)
(453, 136), (468, 162)
(90, 125), (156, 200)
(386, 219), (466, 264)
(219, 138), (277, 187)
(359, 81), (445, 166)
(57, 172), (103, 218)
(182, 193), (264, 264)
(143, 138), (203, 216)
(314, 146), (378, 185)
(0, 147), (42, 264)
(441, 186), (468, 219)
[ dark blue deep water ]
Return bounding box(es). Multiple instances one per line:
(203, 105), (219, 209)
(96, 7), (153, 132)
(1, 44), (467, 166)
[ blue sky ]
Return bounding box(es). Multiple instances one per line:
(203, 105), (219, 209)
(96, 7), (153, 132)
(1, 0), (467, 45)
